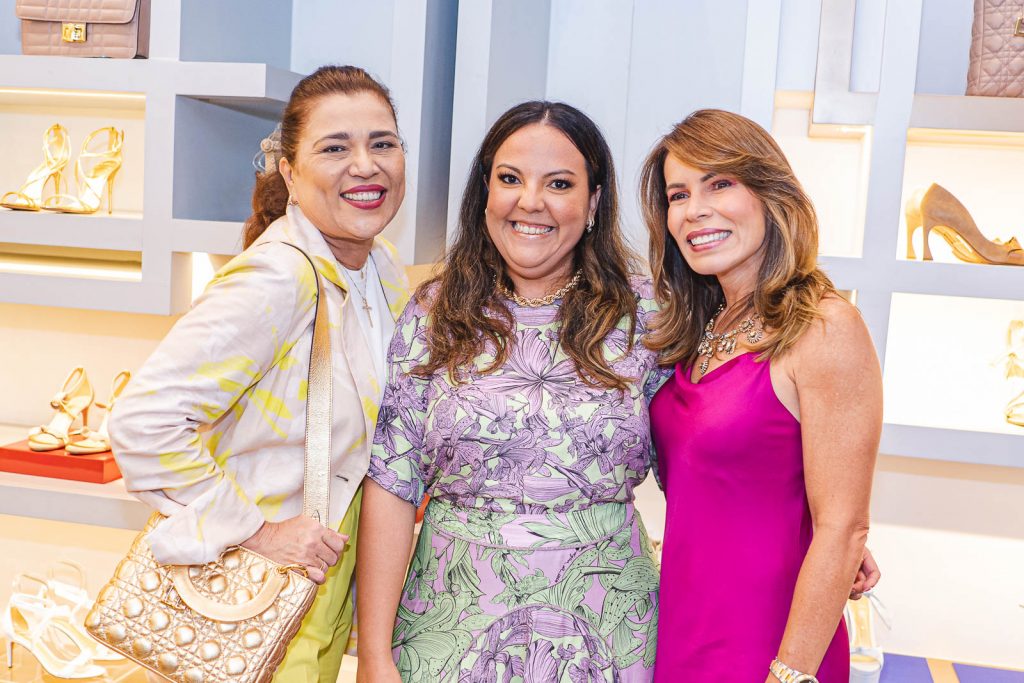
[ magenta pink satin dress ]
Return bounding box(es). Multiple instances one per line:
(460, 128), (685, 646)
(650, 354), (848, 681)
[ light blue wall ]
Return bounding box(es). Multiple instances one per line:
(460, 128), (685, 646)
(290, 0), (393, 78)
(179, 0), (292, 68)
(0, 0), (22, 55)
(285, 0), (978, 252)
(776, 0), (972, 95)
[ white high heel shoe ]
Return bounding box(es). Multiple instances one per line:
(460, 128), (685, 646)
(845, 591), (892, 683)
(1, 590), (105, 679)
(29, 563), (124, 661)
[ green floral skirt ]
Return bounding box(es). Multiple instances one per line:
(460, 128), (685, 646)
(390, 498), (659, 682)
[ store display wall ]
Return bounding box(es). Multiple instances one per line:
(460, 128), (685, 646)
(1, 0), (1023, 673)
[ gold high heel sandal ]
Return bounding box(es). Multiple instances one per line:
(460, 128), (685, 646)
(1000, 320), (1024, 428)
(66, 370), (130, 455)
(27, 367), (94, 452)
(905, 183), (1024, 266)
(0, 124), (70, 211)
(41, 127), (124, 215)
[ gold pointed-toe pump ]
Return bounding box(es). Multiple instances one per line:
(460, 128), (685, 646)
(905, 183), (1024, 266)
(41, 127), (124, 215)
(27, 367), (94, 452)
(0, 124), (70, 211)
(66, 370), (130, 455)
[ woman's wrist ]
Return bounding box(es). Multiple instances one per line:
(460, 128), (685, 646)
(769, 657), (818, 683)
(357, 650), (395, 666)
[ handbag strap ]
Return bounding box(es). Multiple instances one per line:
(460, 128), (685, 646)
(277, 243), (332, 526)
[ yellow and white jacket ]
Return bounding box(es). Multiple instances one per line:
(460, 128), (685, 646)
(109, 207), (409, 565)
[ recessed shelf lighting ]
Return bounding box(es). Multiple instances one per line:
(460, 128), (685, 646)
(0, 87), (144, 101)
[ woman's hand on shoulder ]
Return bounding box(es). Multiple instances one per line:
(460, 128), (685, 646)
(240, 516), (348, 585)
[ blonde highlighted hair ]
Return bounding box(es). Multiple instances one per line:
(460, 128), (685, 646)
(639, 109), (836, 367)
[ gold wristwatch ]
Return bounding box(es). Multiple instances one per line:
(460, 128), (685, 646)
(769, 657), (819, 683)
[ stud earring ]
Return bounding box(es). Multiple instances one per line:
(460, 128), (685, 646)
(585, 217), (595, 234)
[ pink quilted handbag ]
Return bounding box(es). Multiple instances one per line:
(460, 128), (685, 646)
(15, 0), (150, 59)
(967, 0), (1024, 96)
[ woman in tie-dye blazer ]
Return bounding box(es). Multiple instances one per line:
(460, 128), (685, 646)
(108, 66), (410, 682)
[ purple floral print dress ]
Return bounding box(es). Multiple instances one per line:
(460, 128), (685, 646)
(368, 277), (671, 682)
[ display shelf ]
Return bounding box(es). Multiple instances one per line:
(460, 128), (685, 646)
(806, 0), (1024, 469)
(0, 423), (146, 530)
(0, 211), (143, 251)
(0, 53), (300, 313)
(880, 424), (1024, 469)
(0, 470), (147, 530)
(0, 56), (299, 103)
(817, 255), (868, 290)
(892, 261), (1024, 301)
(171, 219), (243, 256)
(0, 274), (173, 313)
(910, 94), (1024, 135)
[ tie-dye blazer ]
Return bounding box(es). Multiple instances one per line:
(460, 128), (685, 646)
(109, 207), (409, 564)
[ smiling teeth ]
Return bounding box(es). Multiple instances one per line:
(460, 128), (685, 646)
(342, 191), (383, 201)
(690, 231), (730, 246)
(512, 222), (554, 235)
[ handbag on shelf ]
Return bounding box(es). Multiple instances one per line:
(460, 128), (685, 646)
(966, 0), (1024, 96)
(84, 244), (333, 683)
(15, 0), (151, 59)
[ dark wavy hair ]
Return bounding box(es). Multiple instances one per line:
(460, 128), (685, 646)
(413, 101), (641, 390)
(242, 65), (397, 247)
(640, 109), (836, 367)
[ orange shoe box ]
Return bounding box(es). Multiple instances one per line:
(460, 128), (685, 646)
(0, 440), (122, 483)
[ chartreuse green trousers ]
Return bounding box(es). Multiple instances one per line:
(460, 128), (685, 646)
(272, 486), (362, 683)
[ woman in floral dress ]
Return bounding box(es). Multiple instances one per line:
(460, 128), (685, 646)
(356, 102), (668, 682)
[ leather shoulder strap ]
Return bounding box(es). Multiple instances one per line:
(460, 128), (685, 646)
(276, 243), (332, 526)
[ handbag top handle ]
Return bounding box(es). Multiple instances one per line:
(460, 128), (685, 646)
(278, 243), (331, 526)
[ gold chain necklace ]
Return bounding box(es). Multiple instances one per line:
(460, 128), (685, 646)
(696, 303), (764, 375)
(495, 269), (583, 307)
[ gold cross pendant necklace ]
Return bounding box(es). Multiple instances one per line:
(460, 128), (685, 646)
(347, 261), (374, 326)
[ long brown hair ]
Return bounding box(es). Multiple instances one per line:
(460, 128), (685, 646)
(242, 65), (397, 247)
(640, 108), (836, 367)
(414, 101), (640, 389)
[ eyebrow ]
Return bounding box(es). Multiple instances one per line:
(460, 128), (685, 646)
(315, 130), (399, 144)
(495, 163), (578, 177)
(665, 171), (717, 192)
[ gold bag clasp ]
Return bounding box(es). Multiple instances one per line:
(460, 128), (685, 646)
(61, 23), (87, 43)
(1014, 16), (1024, 38)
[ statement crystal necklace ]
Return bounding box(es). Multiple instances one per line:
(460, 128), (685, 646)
(696, 303), (764, 375)
(495, 269), (583, 307)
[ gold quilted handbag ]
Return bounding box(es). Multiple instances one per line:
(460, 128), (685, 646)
(84, 245), (334, 683)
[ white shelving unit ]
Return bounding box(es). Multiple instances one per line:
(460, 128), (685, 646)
(0, 51), (300, 315)
(0, 425), (147, 530)
(0, 0), (459, 315)
(809, 0), (1024, 469)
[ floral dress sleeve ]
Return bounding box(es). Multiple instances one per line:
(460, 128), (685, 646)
(367, 295), (433, 507)
(637, 277), (675, 489)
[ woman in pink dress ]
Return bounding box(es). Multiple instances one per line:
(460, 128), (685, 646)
(641, 110), (883, 682)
